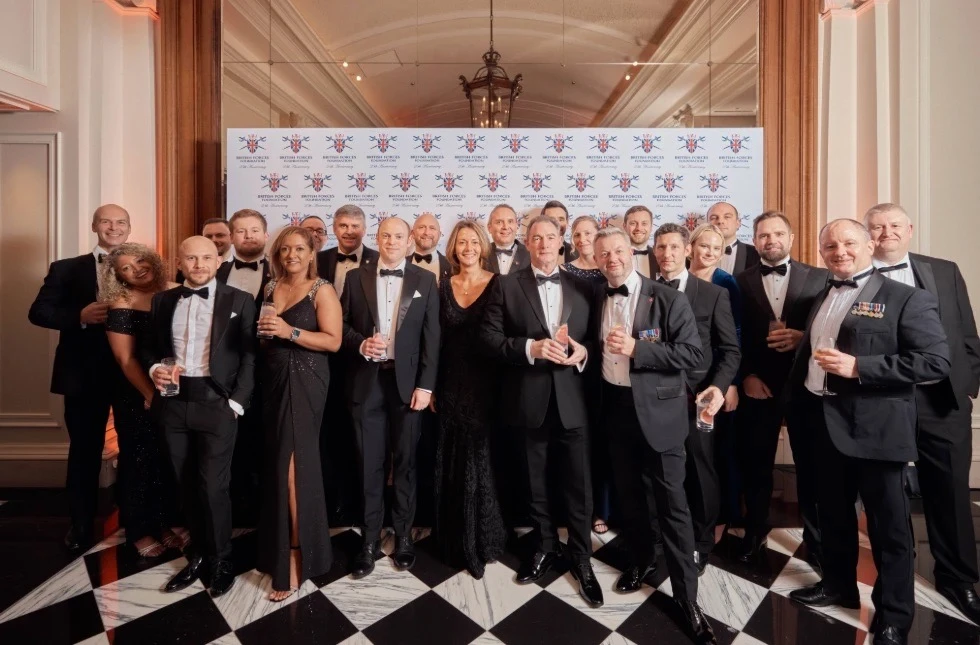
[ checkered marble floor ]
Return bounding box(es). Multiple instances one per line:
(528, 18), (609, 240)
(1, 524), (979, 645)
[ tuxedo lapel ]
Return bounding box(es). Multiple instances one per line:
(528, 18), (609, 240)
(160, 290), (181, 358)
(517, 269), (549, 332)
(783, 262), (807, 319)
(325, 250), (338, 282)
(485, 250), (501, 273)
(81, 254), (99, 301)
(514, 244), (531, 272)
(397, 269), (420, 331)
(559, 273), (574, 325)
(911, 256), (940, 307)
(734, 245), (746, 274)
(210, 285), (233, 351)
(745, 268), (775, 320)
(682, 275), (700, 310)
(359, 269), (381, 330)
(632, 279), (655, 336)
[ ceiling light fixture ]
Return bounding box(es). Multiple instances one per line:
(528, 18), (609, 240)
(459, 0), (523, 128)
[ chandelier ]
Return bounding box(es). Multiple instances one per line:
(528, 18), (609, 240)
(459, 0), (523, 128)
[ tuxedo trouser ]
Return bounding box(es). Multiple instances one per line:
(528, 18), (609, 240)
(915, 384), (978, 589)
(678, 410), (720, 554)
(158, 377), (238, 562)
(604, 382), (698, 602)
(63, 394), (112, 534)
(352, 368), (421, 540)
(783, 395), (825, 562)
(521, 395), (593, 563)
(807, 392), (914, 630)
(323, 353), (357, 519)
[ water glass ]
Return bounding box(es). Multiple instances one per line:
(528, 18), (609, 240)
(372, 326), (389, 362)
(696, 393), (715, 432)
(257, 302), (277, 339)
(160, 357), (181, 397)
(551, 322), (569, 356)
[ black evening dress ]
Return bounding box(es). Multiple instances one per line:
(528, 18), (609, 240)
(257, 279), (333, 591)
(434, 275), (506, 578)
(105, 308), (173, 544)
(561, 262), (605, 284)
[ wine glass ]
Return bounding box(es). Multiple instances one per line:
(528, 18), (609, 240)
(813, 336), (837, 396)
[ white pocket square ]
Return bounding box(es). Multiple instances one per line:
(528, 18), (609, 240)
(230, 312), (238, 319)
(413, 290), (422, 299)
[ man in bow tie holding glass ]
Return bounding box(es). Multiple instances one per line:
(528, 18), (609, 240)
(144, 236), (256, 598)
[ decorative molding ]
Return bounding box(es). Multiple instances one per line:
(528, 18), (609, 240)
(0, 442), (69, 461)
(102, 0), (158, 19)
(0, 0), (48, 85)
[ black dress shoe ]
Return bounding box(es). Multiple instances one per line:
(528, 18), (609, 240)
(789, 582), (860, 609)
(615, 564), (658, 592)
(937, 585), (980, 625)
(351, 540), (382, 579)
(516, 551), (558, 584)
(735, 534), (768, 563)
(695, 551), (709, 577)
(873, 625), (906, 645)
(570, 562), (604, 607)
(677, 599), (718, 644)
(165, 555), (204, 592)
(392, 536), (416, 570)
(64, 527), (92, 555)
(209, 560), (235, 597)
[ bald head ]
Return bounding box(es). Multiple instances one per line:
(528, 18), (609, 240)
(91, 203), (131, 251)
(412, 213), (442, 253)
(819, 218), (875, 279)
(377, 217), (411, 266)
(178, 236), (220, 287)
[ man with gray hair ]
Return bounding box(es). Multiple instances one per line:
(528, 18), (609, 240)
(316, 204), (379, 296)
(866, 203), (980, 623)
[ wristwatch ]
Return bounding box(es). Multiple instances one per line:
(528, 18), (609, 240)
(289, 327), (300, 342)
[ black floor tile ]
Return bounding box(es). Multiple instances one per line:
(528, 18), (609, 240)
(709, 532), (792, 588)
(741, 591), (866, 645)
(363, 591), (484, 645)
(83, 541), (182, 589)
(491, 590), (611, 645)
(907, 602), (980, 644)
(106, 589), (231, 645)
(617, 591), (739, 645)
(406, 533), (464, 588)
(235, 590), (358, 645)
(0, 591), (104, 644)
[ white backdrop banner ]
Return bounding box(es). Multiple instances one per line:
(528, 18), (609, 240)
(226, 127), (763, 252)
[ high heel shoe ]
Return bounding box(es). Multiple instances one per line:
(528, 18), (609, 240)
(268, 546), (301, 602)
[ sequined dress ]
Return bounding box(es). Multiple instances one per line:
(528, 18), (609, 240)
(105, 308), (174, 543)
(257, 279), (333, 591)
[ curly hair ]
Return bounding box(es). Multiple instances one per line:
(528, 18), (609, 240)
(99, 243), (168, 304)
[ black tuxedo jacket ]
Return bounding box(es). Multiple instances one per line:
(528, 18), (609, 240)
(729, 242), (760, 275)
(482, 266), (595, 429)
(340, 263), (440, 405)
(215, 259), (272, 311)
(789, 271), (950, 462)
(907, 253), (980, 406)
(738, 260), (829, 394)
(29, 254), (117, 396)
(593, 275), (704, 452)
(682, 275), (741, 393)
(142, 282), (258, 408)
(560, 240), (579, 262)
(484, 241), (531, 275)
(410, 251), (453, 282)
(316, 246), (379, 284)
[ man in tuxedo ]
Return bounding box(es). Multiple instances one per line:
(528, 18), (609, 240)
(865, 202), (980, 622)
(707, 201), (759, 275)
(541, 199), (578, 261)
(652, 223), (740, 573)
(481, 214), (601, 607)
(592, 226), (715, 642)
(29, 203), (131, 553)
(410, 213), (452, 282)
(317, 204), (379, 297)
(301, 215), (329, 251)
(341, 217), (440, 577)
(485, 203), (530, 275)
(624, 205), (655, 277)
(735, 211), (828, 565)
(146, 236), (257, 597)
(788, 219), (949, 645)
(175, 218), (232, 283)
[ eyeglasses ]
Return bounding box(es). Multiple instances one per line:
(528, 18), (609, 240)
(307, 228), (327, 236)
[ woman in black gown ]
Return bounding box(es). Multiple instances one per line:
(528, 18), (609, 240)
(101, 244), (185, 557)
(432, 220), (506, 578)
(256, 226), (343, 601)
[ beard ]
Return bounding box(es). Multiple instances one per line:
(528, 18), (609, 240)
(759, 246), (788, 263)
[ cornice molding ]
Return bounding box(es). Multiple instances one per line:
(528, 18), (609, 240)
(102, 0), (158, 19)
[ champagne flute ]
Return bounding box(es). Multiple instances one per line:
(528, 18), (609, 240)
(813, 336), (837, 396)
(372, 325), (389, 362)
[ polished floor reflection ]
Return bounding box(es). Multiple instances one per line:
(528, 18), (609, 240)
(1, 489), (979, 644)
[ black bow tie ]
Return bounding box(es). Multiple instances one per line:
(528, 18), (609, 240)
(495, 246), (514, 256)
(234, 259), (260, 271)
(178, 286), (209, 299)
(876, 262), (908, 274)
(632, 248), (650, 256)
(760, 263), (788, 277)
(413, 253), (433, 264)
(536, 273), (561, 285)
(657, 276), (680, 290)
(724, 246), (734, 255)
(338, 253), (357, 263)
(97, 254), (106, 264)
(379, 269), (404, 278)
(558, 246), (567, 256)
(606, 284), (629, 298)
(830, 268), (873, 289)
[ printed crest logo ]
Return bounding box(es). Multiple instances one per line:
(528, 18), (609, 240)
(501, 134), (530, 153)
(457, 134), (486, 153)
(391, 173), (420, 192)
(479, 173), (507, 192)
(261, 173), (287, 192)
(613, 172), (640, 193)
(282, 134), (310, 153)
(413, 133), (442, 153)
(435, 173), (463, 193)
(457, 211), (481, 222)
(596, 212), (615, 229)
(722, 133), (750, 153)
(589, 134), (618, 153)
(326, 133), (354, 153)
(567, 173), (595, 193)
(682, 212), (705, 231)
(522, 173), (552, 192)
(655, 173), (683, 192)
(545, 134), (573, 153)
(239, 134), (266, 153)
(281, 212), (304, 226)
(677, 134), (706, 153)
(370, 212), (394, 226)
(304, 173), (331, 192)
(699, 173), (728, 192)
(633, 134), (662, 153)
(369, 134), (397, 153)
(347, 173), (376, 192)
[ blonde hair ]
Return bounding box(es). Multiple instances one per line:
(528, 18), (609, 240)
(445, 220), (491, 273)
(689, 223), (726, 248)
(268, 226), (319, 280)
(99, 243), (167, 304)
(571, 215), (599, 235)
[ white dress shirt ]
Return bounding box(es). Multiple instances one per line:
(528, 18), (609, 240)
(761, 257), (792, 320)
(494, 243), (517, 275)
(717, 239), (739, 275)
(805, 269), (873, 394)
(225, 253), (266, 299)
(873, 254), (915, 288)
(601, 270), (642, 386)
(655, 268), (690, 293)
(333, 244), (364, 296)
(631, 245), (652, 278)
(375, 258), (406, 360)
(411, 250), (441, 284)
(523, 266), (587, 371)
